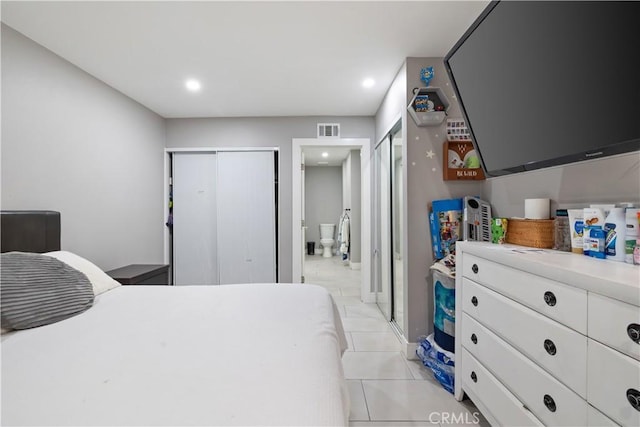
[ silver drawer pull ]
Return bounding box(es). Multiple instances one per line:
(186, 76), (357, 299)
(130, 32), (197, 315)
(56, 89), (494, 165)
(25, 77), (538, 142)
(627, 389), (640, 412)
(544, 291), (557, 307)
(544, 339), (557, 356)
(472, 264), (479, 274)
(627, 324), (640, 344)
(543, 394), (556, 412)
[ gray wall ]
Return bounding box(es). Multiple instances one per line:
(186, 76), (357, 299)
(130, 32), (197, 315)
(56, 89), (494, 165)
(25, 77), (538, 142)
(375, 58), (485, 344)
(484, 153), (640, 217)
(1, 24), (166, 271)
(305, 166), (342, 247)
(165, 116), (375, 282)
(404, 57), (485, 343)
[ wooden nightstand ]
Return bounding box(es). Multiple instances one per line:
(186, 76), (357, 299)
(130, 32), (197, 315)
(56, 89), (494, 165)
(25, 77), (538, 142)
(106, 264), (169, 285)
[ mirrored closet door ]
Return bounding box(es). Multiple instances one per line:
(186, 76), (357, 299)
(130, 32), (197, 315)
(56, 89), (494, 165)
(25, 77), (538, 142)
(374, 120), (404, 334)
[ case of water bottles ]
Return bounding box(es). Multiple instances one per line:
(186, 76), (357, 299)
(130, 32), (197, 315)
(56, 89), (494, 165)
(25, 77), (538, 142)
(416, 333), (455, 394)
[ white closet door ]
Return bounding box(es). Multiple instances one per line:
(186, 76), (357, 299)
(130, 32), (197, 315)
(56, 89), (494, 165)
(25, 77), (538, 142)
(217, 151), (276, 284)
(172, 153), (218, 285)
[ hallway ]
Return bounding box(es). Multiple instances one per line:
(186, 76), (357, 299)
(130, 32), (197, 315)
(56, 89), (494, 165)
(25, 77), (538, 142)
(304, 255), (487, 426)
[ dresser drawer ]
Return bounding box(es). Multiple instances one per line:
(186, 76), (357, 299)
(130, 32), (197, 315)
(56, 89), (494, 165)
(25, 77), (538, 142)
(587, 404), (619, 426)
(461, 348), (543, 426)
(462, 254), (587, 333)
(588, 339), (640, 427)
(462, 278), (588, 397)
(461, 313), (588, 426)
(589, 293), (640, 361)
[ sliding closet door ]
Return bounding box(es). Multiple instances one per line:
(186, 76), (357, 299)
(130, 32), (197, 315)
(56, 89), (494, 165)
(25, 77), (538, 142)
(172, 153), (218, 285)
(217, 151), (276, 284)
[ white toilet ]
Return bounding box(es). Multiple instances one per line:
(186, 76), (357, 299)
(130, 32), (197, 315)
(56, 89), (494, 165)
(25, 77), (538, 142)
(319, 224), (336, 258)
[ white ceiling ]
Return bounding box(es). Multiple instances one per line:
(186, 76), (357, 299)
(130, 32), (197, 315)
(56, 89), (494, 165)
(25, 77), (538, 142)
(1, 1), (488, 119)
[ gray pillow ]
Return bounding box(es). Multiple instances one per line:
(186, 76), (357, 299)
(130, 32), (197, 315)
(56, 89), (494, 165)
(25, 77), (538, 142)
(1, 252), (94, 331)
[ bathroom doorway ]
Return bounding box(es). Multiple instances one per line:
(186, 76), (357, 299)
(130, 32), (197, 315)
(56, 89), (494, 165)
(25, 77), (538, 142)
(291, 138), (371, 301)
(303, 146), (360, 295)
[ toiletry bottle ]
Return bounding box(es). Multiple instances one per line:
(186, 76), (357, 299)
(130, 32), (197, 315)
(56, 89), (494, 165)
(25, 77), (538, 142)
(585, 225), (606, 259)
(625, 208), (639, 264)
(604, 208), (625, 261)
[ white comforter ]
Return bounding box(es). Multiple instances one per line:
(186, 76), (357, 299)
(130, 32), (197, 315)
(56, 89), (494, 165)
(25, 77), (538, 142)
(2, 284), (349, 426)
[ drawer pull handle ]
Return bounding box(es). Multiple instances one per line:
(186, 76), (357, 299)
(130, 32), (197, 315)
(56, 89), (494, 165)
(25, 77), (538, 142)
(471, 333), (478, 344)
(471, 296), (478, 307)
(544, 339), (557, 356)
(627, 389), (640, 412)
(543, 394), (556, 412)
(544, 291), (557, 307)
(472, 264), (479, 274)
(627, 324), (640, 344)
(470, 371), (477, 383)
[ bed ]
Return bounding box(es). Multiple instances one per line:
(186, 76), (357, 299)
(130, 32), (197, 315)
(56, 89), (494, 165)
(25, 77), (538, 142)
(1, 211), (350, 426)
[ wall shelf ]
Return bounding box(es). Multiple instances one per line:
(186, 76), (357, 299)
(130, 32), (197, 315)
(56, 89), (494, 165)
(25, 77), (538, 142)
(407, 87), (450, 127)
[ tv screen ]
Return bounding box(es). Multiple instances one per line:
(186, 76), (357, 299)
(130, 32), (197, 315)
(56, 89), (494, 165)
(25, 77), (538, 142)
(444, 1), (640, 176)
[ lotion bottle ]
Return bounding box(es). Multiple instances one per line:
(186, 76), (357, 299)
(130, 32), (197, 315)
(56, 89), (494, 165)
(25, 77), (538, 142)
(604, 207), (626, 262)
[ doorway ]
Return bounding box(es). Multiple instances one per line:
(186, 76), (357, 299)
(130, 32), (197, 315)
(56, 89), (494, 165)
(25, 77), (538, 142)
(292, 138), (371, 301)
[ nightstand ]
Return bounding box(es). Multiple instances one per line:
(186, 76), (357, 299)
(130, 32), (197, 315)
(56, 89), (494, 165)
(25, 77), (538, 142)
(106, 264), (169, 285)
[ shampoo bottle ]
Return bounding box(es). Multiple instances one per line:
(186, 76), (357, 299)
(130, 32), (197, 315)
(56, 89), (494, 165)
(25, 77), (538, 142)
(604, 208), (626, 261)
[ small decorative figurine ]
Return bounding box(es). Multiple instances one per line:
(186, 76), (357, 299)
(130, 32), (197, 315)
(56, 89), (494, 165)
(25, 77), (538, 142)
(420, 66), (434, 87)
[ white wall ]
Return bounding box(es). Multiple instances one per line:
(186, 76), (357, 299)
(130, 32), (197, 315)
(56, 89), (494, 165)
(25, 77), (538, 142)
(1, 24), (166, 270)
(165, 116), (375, 282)
(375, 63), (407, 144)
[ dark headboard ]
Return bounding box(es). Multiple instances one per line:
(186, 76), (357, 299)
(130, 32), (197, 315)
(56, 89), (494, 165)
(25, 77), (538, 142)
(0, 211), (61, 253)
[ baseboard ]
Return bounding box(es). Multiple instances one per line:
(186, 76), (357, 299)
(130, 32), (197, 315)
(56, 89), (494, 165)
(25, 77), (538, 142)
(390, 323), (419, 360)
(362, 292), (376, 303)
(349, 261), (361, 270)
(403, 341), (419, 360)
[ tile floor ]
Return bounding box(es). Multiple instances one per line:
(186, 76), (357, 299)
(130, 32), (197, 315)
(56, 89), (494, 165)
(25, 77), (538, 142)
(304, 255), (488, 427)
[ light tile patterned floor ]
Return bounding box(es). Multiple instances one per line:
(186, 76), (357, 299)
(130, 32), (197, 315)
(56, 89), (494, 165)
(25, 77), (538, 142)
(304, 255), (488, 427)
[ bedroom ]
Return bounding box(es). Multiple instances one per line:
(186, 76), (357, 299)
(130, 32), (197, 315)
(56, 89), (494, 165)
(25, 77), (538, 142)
(2, 1), (639, 426)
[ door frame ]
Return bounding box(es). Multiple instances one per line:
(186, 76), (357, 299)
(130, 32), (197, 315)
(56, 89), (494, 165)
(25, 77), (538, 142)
(291, 138), (373, 302)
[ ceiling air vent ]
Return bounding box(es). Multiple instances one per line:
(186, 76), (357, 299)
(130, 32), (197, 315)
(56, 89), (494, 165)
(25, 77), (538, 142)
(317, 123), (340, 138)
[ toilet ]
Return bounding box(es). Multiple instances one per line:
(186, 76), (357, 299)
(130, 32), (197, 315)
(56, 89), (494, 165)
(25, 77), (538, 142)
(319, 224), (336, 258)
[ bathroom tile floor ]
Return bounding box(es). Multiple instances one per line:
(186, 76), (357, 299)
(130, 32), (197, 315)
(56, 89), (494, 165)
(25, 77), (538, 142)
(304, 255), (488, 427)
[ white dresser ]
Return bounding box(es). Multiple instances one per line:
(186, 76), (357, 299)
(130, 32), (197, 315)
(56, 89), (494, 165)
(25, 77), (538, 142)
(454, 242), (640, 426)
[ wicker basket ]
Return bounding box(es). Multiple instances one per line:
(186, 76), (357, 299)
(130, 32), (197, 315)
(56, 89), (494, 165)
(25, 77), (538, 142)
(505, 218), (555, 249)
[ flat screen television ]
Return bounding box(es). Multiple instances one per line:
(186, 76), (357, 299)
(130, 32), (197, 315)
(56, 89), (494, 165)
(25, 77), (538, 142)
(444, 1), (640, 177)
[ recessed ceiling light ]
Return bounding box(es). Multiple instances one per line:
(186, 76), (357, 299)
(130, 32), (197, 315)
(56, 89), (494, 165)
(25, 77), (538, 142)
(185, 79), (201, 92)
(321, 152), (329, 158)
(317, 161), (329, 165)
(362, 78), (375, 88)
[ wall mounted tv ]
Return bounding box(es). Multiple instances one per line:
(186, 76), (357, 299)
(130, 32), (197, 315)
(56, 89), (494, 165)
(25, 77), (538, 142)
(444, 1), (640, 177)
